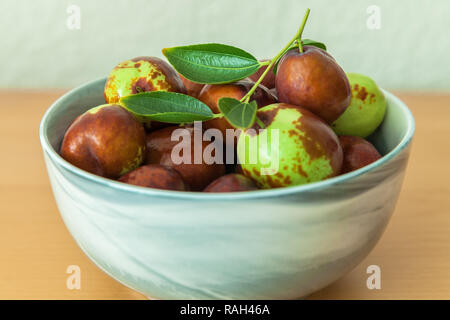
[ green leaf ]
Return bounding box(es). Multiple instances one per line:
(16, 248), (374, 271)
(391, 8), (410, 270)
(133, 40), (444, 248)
(162, 43), (261, 84)
(218, 97), (257, 129)
(302, 39), (327, 51)
(120, 91), (214, 123)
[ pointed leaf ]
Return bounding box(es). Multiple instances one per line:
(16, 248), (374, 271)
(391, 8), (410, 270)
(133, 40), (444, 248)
(302, 39), (327, 51)
(163, 43), (261, 84)
(120, 91), (214, 123)
(218, 97), (257, 129)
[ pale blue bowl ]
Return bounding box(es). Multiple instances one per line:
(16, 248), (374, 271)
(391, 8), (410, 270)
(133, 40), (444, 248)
(39, 78), (414, 299)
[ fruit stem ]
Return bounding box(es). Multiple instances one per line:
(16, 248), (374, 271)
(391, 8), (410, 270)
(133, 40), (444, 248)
(240, 8), (311, 104)
(255, 117), (265, 129)
(297, 8), (310, 53)
(212, 113), (224, 119)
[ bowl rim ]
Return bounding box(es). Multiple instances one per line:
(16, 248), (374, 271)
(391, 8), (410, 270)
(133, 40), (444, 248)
(39, 77), (415, 200)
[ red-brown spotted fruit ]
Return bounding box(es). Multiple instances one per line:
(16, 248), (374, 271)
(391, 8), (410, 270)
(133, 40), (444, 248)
(118, 164), (187, 191)
(237, 103), (343, 188)
(145, 125), (226, 191)
(178, 73), (204, 98)
(104, 56), (186, 103)
(204, 174), (258, 192)
(339, 135), (381, 173)
(275, 46), (351, 123)
(198, 80), (277, 144)
(60, 104), (146, 179)
(249, 59), (276, 89)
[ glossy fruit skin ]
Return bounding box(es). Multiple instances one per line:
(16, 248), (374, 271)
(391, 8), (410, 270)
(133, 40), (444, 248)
(204, 174), (258, 192)
(104, 56), (186, 104)
(198, 80), (277, 142)
(237, 103), (343, 188)
(339, 135), (381, 173)
(178, 73), (204, 98)
(249, 59), (276, 89)
(332, 73), (387, 138)
(60, 104), (146, 179)
(118, 164), (187, 191)
(145, 125), (226, 191)
(275, 46), (351, 123)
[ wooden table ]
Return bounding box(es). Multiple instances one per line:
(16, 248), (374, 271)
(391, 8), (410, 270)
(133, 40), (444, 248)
(0, 90), (449, 299)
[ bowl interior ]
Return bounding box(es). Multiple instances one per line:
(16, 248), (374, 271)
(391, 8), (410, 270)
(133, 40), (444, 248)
(40, 78), (415, 198)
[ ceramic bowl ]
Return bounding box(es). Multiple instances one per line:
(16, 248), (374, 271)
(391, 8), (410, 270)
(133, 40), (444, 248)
(39, 78), (415, 299)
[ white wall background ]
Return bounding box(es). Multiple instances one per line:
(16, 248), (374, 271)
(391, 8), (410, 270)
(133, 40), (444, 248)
(1, 0), (449, 91)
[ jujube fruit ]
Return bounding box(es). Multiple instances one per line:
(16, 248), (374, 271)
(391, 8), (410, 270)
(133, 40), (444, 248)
(237, 103), (343, 188)
(204, 174), (258, 192)
(332, 73), (387, 138)
(104, 56), (186, 104)
(60, 104), (146, 179)
(178, 73), (204, 98)
(275, 46), (351, 123)
(118, 164), (187, 191)
(145, 125), (226, 191)
(339, 135), (381, 173)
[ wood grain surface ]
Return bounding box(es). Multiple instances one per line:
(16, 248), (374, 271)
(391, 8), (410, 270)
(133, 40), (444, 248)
(0, 90), (449, 299)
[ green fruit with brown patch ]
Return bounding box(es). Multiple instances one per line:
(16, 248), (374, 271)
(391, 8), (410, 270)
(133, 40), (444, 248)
(60, 104), (146, 179)
(237, 103), (343, 188)
(332, 73), (387, 138)
(104, 56), (186, 104)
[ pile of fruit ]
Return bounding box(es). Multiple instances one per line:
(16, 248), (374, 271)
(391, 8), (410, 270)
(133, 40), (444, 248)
(60, 9), (386, 193)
